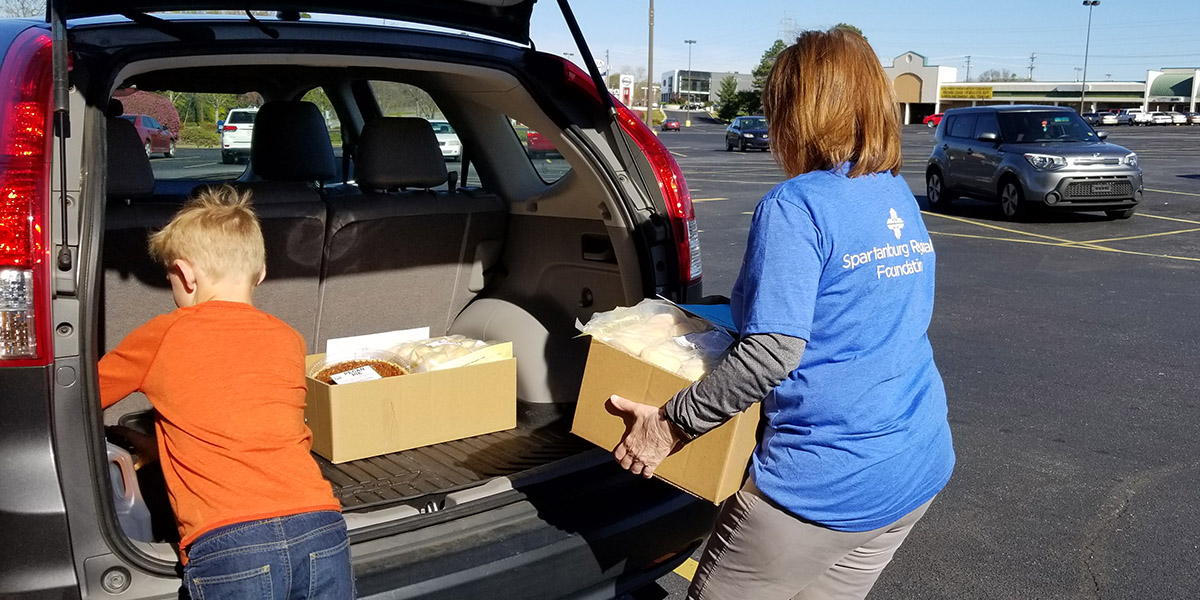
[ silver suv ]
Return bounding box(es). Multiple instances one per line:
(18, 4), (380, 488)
(926, 105), (1143, 220)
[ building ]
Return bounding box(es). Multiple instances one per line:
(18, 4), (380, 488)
(882, 51), (959, 125)
(660, 69), (753, 104)
(885, 52), (1200, 123)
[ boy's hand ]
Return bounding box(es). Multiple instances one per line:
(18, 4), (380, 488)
(608, 395), (685, 478)
(106, 425), (160, 468)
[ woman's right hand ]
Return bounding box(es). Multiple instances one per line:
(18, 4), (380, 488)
(106, 425), (159, 469)
(608, 395), (685, 478)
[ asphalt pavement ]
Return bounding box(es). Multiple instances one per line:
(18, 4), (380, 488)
(648, 111), (1200, 599)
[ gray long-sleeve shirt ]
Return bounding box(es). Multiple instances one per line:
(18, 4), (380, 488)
(663, 332), (807, 439)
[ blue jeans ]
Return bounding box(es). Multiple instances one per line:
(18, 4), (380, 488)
(183, 510), (354, 600)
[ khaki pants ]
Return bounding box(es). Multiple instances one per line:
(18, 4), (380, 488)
(688, 480), (933, 600)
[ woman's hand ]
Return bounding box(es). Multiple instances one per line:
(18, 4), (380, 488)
(608, 395), (685, 478)
(106, 425), (160, 469)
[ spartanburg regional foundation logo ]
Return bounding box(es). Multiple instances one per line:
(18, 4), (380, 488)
(886, 208), (904, 239)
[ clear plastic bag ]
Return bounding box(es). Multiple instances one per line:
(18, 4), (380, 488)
(580, 299), (733, 380)
(389, 334), (502, 373)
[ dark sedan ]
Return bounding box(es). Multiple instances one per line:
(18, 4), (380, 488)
(725, 115), (769, 151)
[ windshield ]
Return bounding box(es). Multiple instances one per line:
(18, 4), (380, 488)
(226, 111), (257, 124)
(431, 122), (456, 134)
(739, 117), (767, 129)
(997, 112), (1096, 143)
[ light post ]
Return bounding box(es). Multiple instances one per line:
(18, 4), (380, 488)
(1080, 1), (1100, 113)
(684, 39), (696, 127)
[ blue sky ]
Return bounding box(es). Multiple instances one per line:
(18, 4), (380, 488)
(529, 1), (1200, 83)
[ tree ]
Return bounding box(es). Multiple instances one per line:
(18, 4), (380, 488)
(833, 23), (865, 40)
(751, 39), (788, 92)
(2, 0), (39, 17)
(716, 76), (740, 121)
(977, 68), (1022, 82)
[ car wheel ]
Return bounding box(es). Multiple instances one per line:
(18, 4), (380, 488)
(738, 139), (746, 152)
(999, 179), (1028, 220)
(925, 169), (955, 211)
(926, 120), (935, 128)
(1106, 208), (1136, 220)
(144, 141), (152, 158)
(164, 139), (176, 158)
(221, 152), (234, 165)
(725, 138), (732, 151)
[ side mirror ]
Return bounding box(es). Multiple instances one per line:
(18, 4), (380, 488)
(977, 132), (999, 143)
(1096, 130), (1109, 140)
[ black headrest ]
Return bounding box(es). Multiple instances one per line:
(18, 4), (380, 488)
(356, 117), (448, 190)
(106, 118), (155, 199)
(250, 101), (336, 182)
(106, 99), (124, 118)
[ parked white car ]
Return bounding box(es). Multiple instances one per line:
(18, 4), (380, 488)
(1148, 111), (1173, 125)
(220, 107), (258, 163)
(1100, 112), (1118, 126)
(1167, 111), (1188, 125)
(429, 119), (462, 161)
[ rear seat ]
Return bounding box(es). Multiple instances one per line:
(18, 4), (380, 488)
(317, 117), (506, 345)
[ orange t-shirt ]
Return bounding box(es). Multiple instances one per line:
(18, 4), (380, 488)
(99, 300), (340, 551)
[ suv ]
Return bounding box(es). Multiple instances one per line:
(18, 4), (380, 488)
(724, 115), (769, 152)
(220, 107), (258, 164)
(0, 3), (712, 599)
(926, 105), (1143, 219)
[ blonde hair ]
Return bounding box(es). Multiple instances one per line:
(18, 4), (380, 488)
(148, 185), (265, 284)
(762, 27), (902, 179)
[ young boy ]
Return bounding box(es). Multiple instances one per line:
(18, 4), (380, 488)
(99, 185), (353, 599)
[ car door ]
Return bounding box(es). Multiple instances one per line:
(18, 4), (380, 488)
(962, 112), (1002, 194)
(940, 114), (977, 191)
(726, 119), (739, 147)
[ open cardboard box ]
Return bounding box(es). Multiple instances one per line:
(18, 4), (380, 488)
(571, 307), (760, 505)
(304, 342), (516, 463)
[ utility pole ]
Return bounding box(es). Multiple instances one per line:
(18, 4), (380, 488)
(1027, 52), (1037, 80)
(645, 0), (655, 130)
(684, 39), (696, 127)
(1080, 1), (1100, 114)
(964, 56), (972, 82)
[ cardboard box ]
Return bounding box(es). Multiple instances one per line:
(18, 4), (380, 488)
(304, 346), (516, 463)
(571, 337), (760, 504)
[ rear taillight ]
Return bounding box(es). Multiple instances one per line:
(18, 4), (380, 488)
(613, 101), (702, 286)
(222, 125), (237, 132)
(0, 28), (54, 366)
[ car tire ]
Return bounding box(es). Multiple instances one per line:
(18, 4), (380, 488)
(221, 152), (234, 165)
(738, 139), (746, 152)
(1106, 208), (1136, 220)
(925, 169), (956, 211)
(144, 141), (152, 158)
(999, 179), (1029, 220)
(725, 139), (732, 152)
(927, 120), (936, 128)
(165, 139), (175, 158)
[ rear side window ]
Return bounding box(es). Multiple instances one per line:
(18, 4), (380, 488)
(947, 115), (977, 139)
(509, 119), (569, 184)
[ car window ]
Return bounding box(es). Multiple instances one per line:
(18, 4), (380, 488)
(300, 87), (342, 148)
(226, 111), (256, 124)
(430, 122), (456, 135)
(947, 114), (977, 139)
(739, 117), (767, 129)
(509, 119), (569, 184)
(972, 113), (999, 139)
(997, 111), (1096, 143)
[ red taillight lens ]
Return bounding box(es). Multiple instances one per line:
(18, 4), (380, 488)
(613, 101), (702, 286)
(0, 28), (54, 366)
(222, 125), (237, 132)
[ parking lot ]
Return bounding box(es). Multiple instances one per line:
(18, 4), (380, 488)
(649, 115), (1200, 599)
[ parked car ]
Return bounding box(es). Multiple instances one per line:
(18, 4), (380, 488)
(524, 129), (557, 157)
(923, 112), (944, 128)
(1081, 112), (1101, 126)
(661, 118), (681, 131)
(926, 105), (1143, 220)
(0, 2), (712, 598)
(725, 115), (769, 151)
(429, 119), (462, 160)
(220, 107), (258, 164)
(1147, 111), (1172, 125)
(1116, 108), (1151, 126)
(118, 113), (176, 158)
(1167, 111), (1188, 125)
(1100, 112), (1118, 126)
(1189, 112), (1200, 125)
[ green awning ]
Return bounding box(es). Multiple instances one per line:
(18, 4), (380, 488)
(1149, 73), (1194, 98)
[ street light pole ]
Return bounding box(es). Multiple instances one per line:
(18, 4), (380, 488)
(644, 0), (655, 130)
(684, 39), (696, 127)
(1080, 1), (1100, 113)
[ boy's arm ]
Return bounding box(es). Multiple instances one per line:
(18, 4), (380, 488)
(99, 313), (177, 409)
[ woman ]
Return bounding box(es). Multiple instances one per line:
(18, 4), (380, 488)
(609, 28), (955, 600)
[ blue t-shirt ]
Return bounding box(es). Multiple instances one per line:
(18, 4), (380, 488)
(731, 166), (955, 532)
